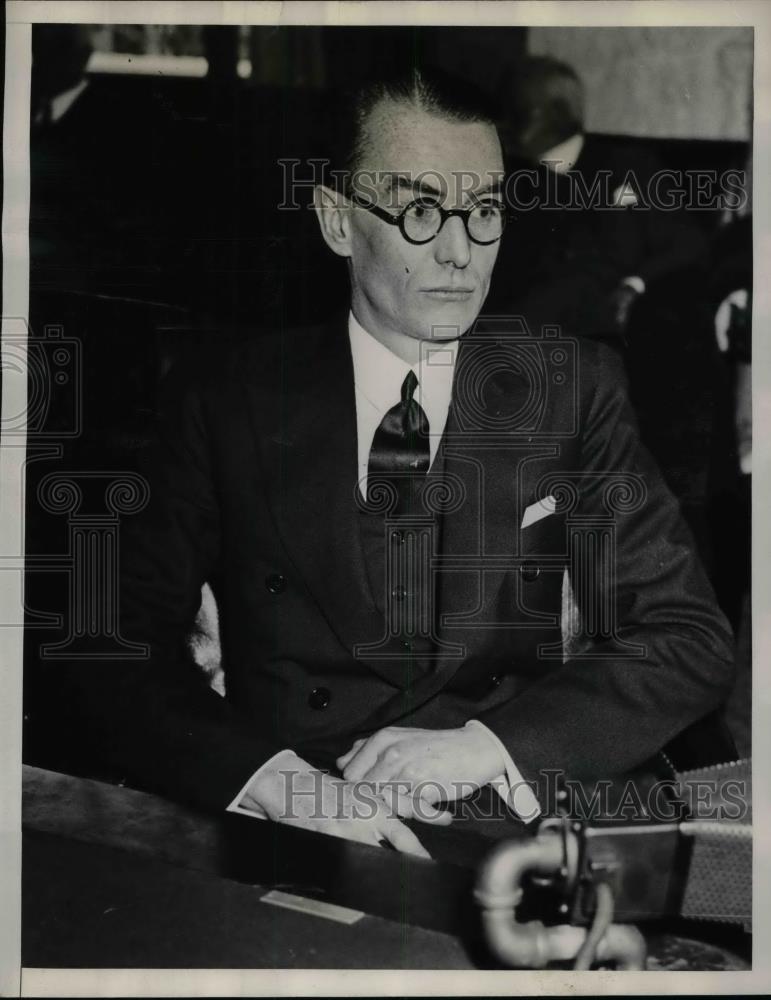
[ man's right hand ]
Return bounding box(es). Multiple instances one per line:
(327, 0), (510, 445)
(237, 752), (434, 858)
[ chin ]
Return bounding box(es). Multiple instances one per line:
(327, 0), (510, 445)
(419, 300), (481, 340)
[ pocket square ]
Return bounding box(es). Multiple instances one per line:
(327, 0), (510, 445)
(521, 495), (557, 529)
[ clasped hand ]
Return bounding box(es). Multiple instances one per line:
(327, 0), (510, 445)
(336, 725), (504, 808)
(244, 725), (503, 858)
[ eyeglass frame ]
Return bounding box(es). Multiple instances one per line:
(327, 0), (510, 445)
(349, 192), (507, 246)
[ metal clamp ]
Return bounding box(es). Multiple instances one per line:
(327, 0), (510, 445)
(474, 820), (647, 970)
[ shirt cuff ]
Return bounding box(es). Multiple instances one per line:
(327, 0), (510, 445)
(226, 748), (299, 820)
(621, 275), (646, 295)
(465, 720), (541, 823)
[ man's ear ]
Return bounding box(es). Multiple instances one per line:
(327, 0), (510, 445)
(313, 184), (352, 258)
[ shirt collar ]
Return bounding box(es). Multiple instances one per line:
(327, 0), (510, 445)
(540, 132), (585, 174)
(348, 311), (458, 412)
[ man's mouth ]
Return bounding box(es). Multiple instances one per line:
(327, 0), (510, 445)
(421, 287), (475, 300)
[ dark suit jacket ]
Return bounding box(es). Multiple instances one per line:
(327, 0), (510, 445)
(71, 317), (734, 813)
(487, 134), (704, 339)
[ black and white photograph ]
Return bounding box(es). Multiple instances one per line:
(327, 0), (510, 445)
(1, 0), (767, 993)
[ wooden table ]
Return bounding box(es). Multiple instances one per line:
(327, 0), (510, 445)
(21, 766), (750, 970)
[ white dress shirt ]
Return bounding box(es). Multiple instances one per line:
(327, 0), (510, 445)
(348, 311), (457, 495)
(228, 313), (541, 823)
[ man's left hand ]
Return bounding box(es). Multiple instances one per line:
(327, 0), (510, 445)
(336, 726), (504, 808)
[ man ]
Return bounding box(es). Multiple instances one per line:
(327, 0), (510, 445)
(70, 68), (734, 857)
(30, 24), (179, 305)
(488, 55), (703, 341)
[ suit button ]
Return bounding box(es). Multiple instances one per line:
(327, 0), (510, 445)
(520, 562), (540, 582)
(392, 586), (407, 601)
(265, 573), (286, 594)
(308, 687), (331, 710)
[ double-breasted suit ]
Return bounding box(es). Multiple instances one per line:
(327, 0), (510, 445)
(73, 316), (735, 813)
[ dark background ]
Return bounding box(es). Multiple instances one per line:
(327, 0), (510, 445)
(22, 24), (751, 774)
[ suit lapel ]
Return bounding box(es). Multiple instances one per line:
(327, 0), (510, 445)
(247, 318), (429, 687)
(246, 319), (389, 666)
(434, 336), (536, 672)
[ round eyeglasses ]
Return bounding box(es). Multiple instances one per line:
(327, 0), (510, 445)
(351, 194), (506, 246)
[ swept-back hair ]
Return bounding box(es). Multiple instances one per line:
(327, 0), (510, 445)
(331, 66), (499, 192)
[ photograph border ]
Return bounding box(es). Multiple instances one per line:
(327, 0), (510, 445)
(2, 1), (769, 995)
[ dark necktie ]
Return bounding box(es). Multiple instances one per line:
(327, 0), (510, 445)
(367, 370), (430, 516)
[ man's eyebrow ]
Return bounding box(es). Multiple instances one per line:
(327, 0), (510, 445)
(387, 175), (503, 200)
(387, 175), (444, 199)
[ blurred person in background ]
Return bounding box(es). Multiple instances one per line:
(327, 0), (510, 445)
(709, 153), (752, 637)
(30, 24), (176, 301)
(487, 54), (703, 345)
(31, 23), (94, 128)
(707, 154), (751, 757)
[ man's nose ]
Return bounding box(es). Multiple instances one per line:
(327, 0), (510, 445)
(434, 214), (472, 268)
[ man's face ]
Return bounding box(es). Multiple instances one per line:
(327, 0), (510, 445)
(346, 99), (504, 350)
